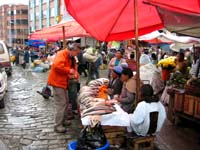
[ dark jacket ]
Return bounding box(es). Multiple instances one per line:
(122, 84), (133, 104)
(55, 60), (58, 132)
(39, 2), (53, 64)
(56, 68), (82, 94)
(24, 50), (30, 63)
(108, 77), (123, 98)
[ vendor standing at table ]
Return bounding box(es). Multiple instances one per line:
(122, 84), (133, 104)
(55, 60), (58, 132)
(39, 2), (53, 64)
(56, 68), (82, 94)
(107, 66), (123, 99)
(115, 68), (136, 113)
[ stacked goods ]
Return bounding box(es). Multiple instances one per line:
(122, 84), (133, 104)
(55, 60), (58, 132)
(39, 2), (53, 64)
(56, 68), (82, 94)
(78, 78), (116, 118)
(79, 78), (126, 146)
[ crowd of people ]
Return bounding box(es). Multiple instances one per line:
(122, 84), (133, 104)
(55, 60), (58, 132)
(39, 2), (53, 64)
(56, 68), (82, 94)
(11, 41), (199, 135)
(45, 42), (166, 134)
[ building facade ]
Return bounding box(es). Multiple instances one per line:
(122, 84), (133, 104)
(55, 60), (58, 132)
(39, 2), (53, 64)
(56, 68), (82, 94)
(0, 4), (28, 48)
(29, 0), (72, 33)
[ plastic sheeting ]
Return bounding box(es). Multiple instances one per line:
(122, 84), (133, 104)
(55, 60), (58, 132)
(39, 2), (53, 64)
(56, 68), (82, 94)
(81, 104), (130, 126)
(138, 31), (200, 44)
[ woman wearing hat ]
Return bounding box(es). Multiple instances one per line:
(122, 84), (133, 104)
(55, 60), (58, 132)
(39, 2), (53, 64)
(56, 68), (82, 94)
(107, 66), (123, 99)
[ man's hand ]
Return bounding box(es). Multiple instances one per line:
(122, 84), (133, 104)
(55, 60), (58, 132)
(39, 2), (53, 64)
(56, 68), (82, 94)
(68, 69), (79, 79)
(69, 69), (75, 74)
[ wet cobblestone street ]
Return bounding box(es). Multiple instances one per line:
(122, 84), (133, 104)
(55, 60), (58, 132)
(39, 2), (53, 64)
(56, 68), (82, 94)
(0, 67), (81, 150)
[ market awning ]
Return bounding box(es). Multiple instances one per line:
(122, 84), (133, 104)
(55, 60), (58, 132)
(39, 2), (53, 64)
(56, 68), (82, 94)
(137, 30), (200, 44)
(29, 21), (90, 41)
(146, 0), (200, 38)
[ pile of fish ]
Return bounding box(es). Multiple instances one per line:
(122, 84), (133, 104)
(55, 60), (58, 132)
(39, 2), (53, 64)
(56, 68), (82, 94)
(78, 78), (116, 118)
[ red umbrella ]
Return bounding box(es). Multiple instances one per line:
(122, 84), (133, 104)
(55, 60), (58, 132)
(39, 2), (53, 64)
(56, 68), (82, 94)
(29, 21), (90, 41)
(65, 0), (200, 41)
(65, 0), (163, 41)
(65, 0), (200, 101)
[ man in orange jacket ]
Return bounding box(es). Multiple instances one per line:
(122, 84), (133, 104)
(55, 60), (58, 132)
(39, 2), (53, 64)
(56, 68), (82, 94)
(48, 43), (80, 133)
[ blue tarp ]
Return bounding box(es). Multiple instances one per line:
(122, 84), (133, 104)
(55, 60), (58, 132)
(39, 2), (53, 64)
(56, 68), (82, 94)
(26, 40), (46, 48)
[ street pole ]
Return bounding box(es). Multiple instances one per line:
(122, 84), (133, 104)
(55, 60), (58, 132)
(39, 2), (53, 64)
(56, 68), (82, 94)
(134, 0), (140, 103)
(62, 26), (66, 48)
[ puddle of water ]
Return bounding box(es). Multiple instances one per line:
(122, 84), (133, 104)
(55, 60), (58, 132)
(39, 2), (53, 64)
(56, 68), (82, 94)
(7, 116), (25, 126)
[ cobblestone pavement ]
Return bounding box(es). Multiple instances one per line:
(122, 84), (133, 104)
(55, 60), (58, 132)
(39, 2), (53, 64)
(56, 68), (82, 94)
(0, 67), (81, 150)
(0, 66), (199, 150)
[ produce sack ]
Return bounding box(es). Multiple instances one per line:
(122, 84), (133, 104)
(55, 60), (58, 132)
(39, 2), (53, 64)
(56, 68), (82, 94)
(76, 124), (107, 150)
(83, 47), (98, 63)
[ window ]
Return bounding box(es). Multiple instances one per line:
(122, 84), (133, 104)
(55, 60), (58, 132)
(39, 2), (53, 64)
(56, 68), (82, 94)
(7, 20), (14, 26)
(36, 0), (39, 6)
(36, 12), (39, 17)
(10, 29), (15, 35)
(8, 10), (14, 16)
(50, 8), (55, 17)
(15, 19), (28, 25)
(0, 44), (5, 54)
(30, 0), (35, 8)
(43, 0), (47, 3)
(30, 26), (35, 32)
(30, 13), (34, 20)
(16, 10), (20, 14)
(21, 10), (28, 15)
(43, 10), (47, 18)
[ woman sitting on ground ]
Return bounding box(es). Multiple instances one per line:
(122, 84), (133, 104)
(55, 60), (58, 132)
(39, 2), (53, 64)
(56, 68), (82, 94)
(130, 84), (166, 136)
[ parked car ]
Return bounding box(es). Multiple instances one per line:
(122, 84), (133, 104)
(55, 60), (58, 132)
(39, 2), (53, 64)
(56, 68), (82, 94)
(0, 67), (7, 109)
(0, 41), (12, 76)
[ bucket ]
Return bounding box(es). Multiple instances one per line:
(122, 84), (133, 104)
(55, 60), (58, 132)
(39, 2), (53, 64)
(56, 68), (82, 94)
(68, 141), (110, 150)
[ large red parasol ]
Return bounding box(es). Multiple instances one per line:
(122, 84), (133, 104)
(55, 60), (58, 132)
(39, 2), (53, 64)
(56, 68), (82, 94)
(65, 0), (163, 41)
(65, 0), (200, 41)
(64, 0), (200, 101)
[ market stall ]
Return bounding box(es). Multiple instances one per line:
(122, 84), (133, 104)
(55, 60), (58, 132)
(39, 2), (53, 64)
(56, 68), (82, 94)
(166, 46), (200, 124)
(78, 78), (129, 147)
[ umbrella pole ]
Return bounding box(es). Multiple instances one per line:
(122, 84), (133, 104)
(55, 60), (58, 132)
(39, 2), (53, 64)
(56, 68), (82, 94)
(134, 0), (140, 103)
(62, 26), (66, 48)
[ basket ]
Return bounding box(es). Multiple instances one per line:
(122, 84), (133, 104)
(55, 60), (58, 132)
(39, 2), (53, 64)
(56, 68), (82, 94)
(68, 141), (110, 150)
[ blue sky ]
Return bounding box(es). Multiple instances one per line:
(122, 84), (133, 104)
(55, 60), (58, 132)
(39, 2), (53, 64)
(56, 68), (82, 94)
(0, 0), (28, 5)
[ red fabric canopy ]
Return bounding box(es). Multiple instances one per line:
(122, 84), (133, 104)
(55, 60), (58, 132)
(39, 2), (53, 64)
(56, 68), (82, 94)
(65, 0), (200, 41)
(146, 0), (200, 38)
(29, 21), (90, 41)
(146, 0), (200, 14)
(65, 0), (163, 41)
